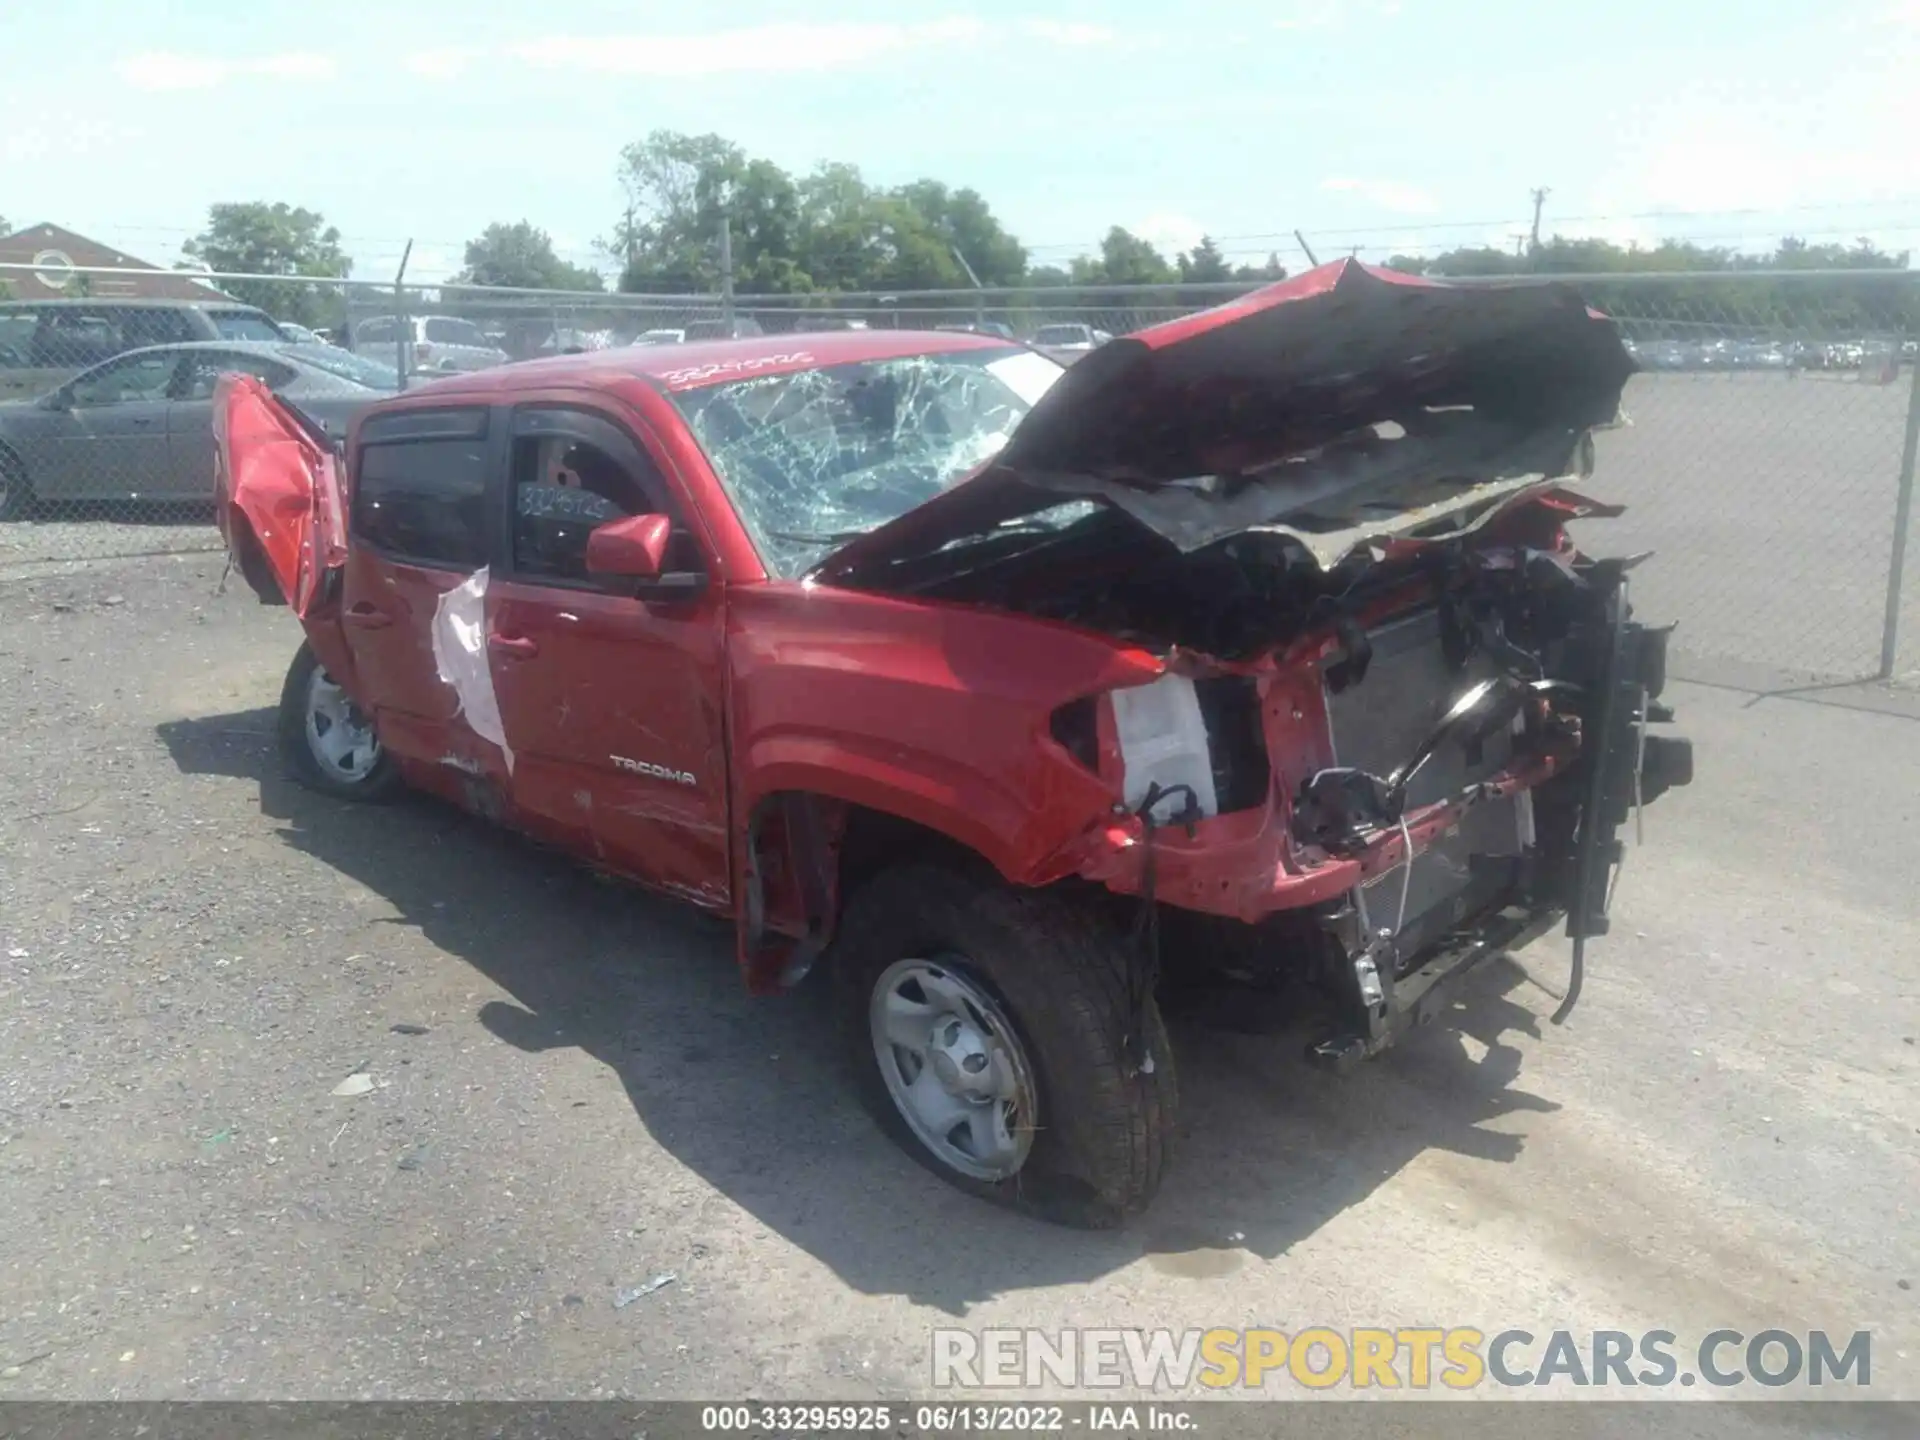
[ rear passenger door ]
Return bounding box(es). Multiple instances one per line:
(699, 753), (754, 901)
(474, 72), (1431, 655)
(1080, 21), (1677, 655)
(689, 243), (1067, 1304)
(340, 406), (506, 800)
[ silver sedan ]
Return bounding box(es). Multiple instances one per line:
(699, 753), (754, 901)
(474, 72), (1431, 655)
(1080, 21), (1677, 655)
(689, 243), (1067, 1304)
(0, 341), (396, 518)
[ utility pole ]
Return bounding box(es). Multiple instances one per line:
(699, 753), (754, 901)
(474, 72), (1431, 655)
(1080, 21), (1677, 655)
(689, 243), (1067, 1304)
(624, 205), (636, 270)
(1528, 186), (1551, 256)
(949, 243), (985, 329)
(718, 216), (735, 330)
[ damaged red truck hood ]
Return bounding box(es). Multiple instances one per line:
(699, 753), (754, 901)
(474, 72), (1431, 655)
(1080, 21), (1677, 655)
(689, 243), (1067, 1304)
(818, 259), (1634, 580)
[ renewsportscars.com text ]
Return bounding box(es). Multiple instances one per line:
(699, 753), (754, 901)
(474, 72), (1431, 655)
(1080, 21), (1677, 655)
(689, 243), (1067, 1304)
(931, 1327), (1873, 1392)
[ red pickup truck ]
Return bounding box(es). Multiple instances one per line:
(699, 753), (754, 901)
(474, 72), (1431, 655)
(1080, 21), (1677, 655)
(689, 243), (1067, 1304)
(215, 261), (1690, 1227)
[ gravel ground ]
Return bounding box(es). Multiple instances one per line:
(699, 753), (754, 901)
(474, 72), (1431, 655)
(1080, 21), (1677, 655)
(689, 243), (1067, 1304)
(0, 548), (1916, 1423)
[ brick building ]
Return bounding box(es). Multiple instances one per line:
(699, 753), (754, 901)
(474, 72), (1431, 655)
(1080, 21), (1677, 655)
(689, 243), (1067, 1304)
(0, 223), (228, 303)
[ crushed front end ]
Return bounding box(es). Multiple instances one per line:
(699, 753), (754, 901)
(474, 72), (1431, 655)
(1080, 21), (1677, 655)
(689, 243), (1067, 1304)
(1030, 495), (1693, 1067)
(818, 262), (1693, 1064)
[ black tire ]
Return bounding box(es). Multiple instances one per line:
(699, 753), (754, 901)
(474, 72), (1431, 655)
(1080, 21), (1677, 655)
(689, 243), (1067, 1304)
(0, 449), (33, 521)
(833, 865), (1176, 1228)
(277, 641), (401, 802)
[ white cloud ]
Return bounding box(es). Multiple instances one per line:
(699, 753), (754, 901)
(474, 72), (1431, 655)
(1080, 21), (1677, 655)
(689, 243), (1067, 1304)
(114, 51), (335, 90)
(405, 48), (480, 80)
(1320, 177), (1440, 215)
(1018, 20), (1117, 45)
(1134, 213), (1207, 258)
(1584, 11), (1920, 229)
(1274, 1), (1400, 30)
(511, 19), (987, 75)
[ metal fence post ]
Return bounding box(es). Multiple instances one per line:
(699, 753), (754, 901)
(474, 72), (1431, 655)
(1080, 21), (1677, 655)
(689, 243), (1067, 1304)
(1880, 319), (1920, 679)
(393, 240), (413, 391)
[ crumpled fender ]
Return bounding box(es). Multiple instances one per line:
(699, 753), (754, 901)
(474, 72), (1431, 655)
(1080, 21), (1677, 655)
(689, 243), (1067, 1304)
(213, 373), (345, 619)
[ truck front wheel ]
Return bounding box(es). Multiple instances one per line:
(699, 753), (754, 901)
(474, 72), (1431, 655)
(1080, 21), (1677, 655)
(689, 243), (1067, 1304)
(833, 865), (1176, 1228)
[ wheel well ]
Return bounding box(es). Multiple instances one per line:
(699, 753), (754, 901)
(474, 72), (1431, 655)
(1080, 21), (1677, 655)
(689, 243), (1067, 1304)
(0, 439), (25, 482)
(835, 803), (992, 903)
(743, 794), (993, 972)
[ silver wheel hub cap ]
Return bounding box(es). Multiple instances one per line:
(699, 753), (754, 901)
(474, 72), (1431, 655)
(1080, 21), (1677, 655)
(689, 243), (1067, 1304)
(870, 957), (1037, 1182)
(304, 667), (381, 783)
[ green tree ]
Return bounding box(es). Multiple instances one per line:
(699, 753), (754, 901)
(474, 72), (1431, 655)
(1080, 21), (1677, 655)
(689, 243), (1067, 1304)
(456, 222), (604, 290)
(612, 131), (812, 293)
(1178, 235), (1233, 284)
(894, 179), (1027, 287)
(611, 130), (1032, 297)
(181, 202), (350, 328)
(1230, 251), (1288, 282)
(796, 162), (885, 291)
(1082, 227), (1176, 286)
(612, 130), (746, 291)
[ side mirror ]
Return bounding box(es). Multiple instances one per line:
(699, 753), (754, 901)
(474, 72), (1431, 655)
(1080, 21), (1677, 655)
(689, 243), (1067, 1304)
(586, 513), (672, 580)
(43, 387), (72, 412)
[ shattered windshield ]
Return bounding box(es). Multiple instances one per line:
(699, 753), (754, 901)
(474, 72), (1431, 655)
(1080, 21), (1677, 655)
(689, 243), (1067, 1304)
(670, 347), (1064, 577)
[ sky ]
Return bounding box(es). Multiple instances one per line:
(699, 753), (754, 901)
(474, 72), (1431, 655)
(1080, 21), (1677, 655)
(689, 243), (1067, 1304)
(5, 0), (1920, 286)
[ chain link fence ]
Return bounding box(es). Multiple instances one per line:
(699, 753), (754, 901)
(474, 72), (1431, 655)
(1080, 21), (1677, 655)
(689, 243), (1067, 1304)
(3, 261), (1917, 687)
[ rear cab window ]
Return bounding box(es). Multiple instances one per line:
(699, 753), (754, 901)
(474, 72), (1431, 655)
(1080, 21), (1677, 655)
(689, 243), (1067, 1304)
(351, 408), (491, 570)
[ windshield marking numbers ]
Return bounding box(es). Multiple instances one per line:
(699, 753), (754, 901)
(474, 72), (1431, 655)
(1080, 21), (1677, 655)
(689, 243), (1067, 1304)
(659, 353), (815, 387)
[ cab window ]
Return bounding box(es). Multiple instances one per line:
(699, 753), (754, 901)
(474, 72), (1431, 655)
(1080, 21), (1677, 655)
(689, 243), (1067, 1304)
(507, 407), (702, 588)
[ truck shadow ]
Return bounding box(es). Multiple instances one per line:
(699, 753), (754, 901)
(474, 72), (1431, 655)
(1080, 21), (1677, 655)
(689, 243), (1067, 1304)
(159, 707), (1561, 1315)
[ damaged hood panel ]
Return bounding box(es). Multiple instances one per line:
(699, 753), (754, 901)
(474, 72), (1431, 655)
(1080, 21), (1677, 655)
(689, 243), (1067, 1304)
(818, 260), (1632, 581)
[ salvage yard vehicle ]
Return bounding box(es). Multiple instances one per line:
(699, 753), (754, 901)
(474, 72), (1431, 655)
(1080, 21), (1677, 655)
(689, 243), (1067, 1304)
(214, 260), (1691, 1227)
(0, 340), (395, 517)
(0, 297), (287, 402)
(348, 315), (510, 375)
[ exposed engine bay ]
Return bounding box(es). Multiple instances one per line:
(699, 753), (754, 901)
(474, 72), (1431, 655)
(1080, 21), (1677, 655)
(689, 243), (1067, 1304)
(1049, 525), (1694, 1068)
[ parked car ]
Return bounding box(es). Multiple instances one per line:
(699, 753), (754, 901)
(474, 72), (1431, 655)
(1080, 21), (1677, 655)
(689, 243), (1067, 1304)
(498, 322), (616, 362)
(0, 297), (288, 402)
(1031, 322), (1112, 351)
(349, 315), (509, 374)
(936, 321), (1018, 341)
(632, 328), (687, 346)
(682, 317), (765, 341)
(215, 266), (1690, 1226)
(0, 340), (394, 518)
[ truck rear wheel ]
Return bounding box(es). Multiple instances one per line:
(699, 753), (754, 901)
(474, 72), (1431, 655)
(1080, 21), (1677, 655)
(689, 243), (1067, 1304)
(833, 865), (1176, 1228)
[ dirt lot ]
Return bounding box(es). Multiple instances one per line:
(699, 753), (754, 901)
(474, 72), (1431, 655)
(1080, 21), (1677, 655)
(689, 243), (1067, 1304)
(0, 546), (1915, 1419)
